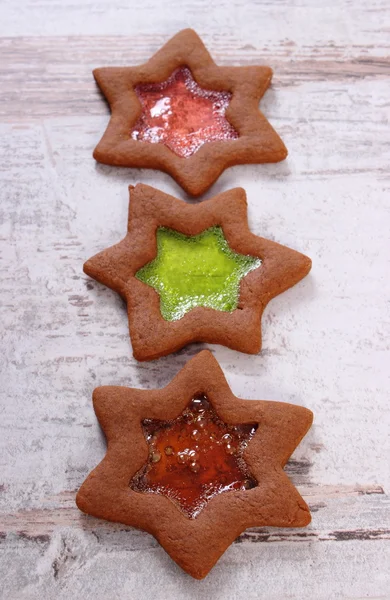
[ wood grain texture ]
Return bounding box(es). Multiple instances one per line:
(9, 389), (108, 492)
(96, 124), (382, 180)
(0, 0), (389, 598)
(1, 36), (389, 120)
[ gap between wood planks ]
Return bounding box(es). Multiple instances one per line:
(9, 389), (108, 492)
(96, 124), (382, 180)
(0, 483), (387, 543)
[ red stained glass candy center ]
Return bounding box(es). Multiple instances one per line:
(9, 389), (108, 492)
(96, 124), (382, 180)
(130, 394), (258, 518)
(130, 67), (239, 158)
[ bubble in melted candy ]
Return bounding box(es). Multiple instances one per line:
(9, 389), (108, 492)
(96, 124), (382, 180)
(151, 451), (161, 463)
(130, 394), (258, 518)
(130, 66), (239, 158)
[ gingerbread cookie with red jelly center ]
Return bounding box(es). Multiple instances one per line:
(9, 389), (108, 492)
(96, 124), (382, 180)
(92, 28), (287, 196)
(76, 350), (313, 579)
(131, 66), (239, 158)
(83, 183), (312, 361)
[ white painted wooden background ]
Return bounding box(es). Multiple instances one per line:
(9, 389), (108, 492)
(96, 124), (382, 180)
(1, 1), (389, 598)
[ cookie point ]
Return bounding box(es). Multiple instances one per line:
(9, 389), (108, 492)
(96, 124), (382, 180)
(232, 186), (248, 205)
(92, 67), (109, 87)
(177, 28), (202, 41)
(188, 559), (216, 579)
(298, 505), (312, 526)
(186, 349), (217, 373)
(196, 349), (214, 360)
(191, 569), (209, 580)
(304, 255), (313, 273)
(83, 260), (93, 276)
(83, 257), (97, 279)
(91, 386), (109, 409)
(131, 182), (151, 193)
(132, 344), (149, 362)
(278, 144), (288, 161)
(75, 488), (89, 513)
(304, 406), (314, 428)
(180, 27), (198, 35)
(92, 67), (101, 80)
(292, 405), (314, 440)
(92, 146), (104, 162)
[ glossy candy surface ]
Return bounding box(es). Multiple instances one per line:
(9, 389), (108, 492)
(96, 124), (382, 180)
(131, 394), (258, 518)
(130, 66), (239, 158)
(136, 226), (261, 321)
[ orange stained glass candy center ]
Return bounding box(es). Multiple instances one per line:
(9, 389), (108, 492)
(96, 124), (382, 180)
(130, 67), (239, 158)
(130, 394), (258, 518)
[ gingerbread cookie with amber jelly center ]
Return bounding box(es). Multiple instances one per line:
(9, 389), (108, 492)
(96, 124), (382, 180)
(76, 350), (313, 579)
(83, 183), (311, 361)
(92, 28), (287, 196)
(130, 393), (258, 518)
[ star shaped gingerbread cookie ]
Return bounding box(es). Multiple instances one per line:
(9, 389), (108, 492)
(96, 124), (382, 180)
(84, 183), (312, 361)
(76, 350), (313, 579)
(92, 28), (287, 196)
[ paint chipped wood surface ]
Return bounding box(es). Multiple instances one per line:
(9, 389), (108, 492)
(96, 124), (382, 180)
(0, 0), (389, 598)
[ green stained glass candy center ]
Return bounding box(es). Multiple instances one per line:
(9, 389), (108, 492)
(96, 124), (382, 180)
(136, 226), (261, 321)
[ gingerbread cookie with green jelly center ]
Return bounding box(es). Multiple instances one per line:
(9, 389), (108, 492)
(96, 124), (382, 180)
(136, 226), (261, 321)
(92, 28), (287, 196)
(76, 350), (313, 579)
(83, 183), (311, 361)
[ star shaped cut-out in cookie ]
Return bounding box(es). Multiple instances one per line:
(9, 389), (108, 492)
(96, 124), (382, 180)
(130, 66), (239, 158)
(136, 226), (261, 321)
(130, 392), (258, 518)
(83, 183), (312, 362)
(92, 28), (287, 196)
(76, 350), (313, 579)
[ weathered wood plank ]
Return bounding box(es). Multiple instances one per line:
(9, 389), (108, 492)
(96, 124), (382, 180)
(1, 0), (390, 48)
(0, 36), (389, 119)
(0, 532), (389, 600)
(1, 484), (387, 539)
